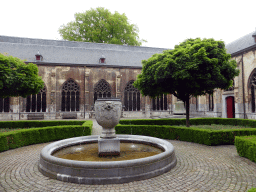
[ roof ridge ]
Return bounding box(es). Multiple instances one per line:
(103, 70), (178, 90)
(0, 35), (166, 50)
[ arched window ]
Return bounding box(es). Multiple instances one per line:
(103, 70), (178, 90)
(26, 86), (46, 112)
(124, 80), (140, 111)
(94, 79), (111, 103)
(61, 79), (80, 112)
(196, 96), (198, 111)
(0, 97), (10, 112)
(152, 94), (167, 111)
(209, 94), (214, 111)
(250, 72), (256, 113)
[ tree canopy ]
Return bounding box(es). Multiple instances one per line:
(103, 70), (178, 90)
(134, 38), (240, 126)
(59, 7), (146, 46)
(0, 53), (45, 98)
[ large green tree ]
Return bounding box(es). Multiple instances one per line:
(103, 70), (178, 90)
(134, 38), (240, 127)
(0, 53), (44, 98)
(58, 7), (146, 46)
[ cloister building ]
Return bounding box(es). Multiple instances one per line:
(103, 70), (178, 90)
(0, 29), (256, 120)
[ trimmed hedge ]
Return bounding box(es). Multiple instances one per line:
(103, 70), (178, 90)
(235, 135), (256, 163)
(248, 188), (256, 192)
(119, 118), (256, 127)
(0, 120), (85, 129)
(0, 120), (92, 152)
(115, 117), (256, 146)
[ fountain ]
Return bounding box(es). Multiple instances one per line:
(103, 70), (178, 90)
(39, 98), (177, 184)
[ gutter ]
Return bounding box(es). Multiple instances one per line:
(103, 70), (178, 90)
(25, 61), (143, 69)
(230, 44), (256, 57)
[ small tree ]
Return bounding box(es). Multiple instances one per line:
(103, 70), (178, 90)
(134, 38), (240, 127)
(59, 7), (146, 46)
(0, 53), (44, 98)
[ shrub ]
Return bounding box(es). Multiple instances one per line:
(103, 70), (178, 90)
(115, 121), (256, 146)
(0, 120), (85, 129)
(0, 120), (92, 152)
(235, 135), (256, 163)
(119, 118), (256, 128)
(248, 188), (256, 192)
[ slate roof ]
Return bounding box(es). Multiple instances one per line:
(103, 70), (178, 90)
(1, 30), (256, 66)
(0, 35), (166, 68)
(226, 30), (256, 55)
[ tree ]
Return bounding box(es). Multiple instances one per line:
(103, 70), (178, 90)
(134, 38), (240, 127)
(58, 7), (146, 46)
(0, 53), (44, 98)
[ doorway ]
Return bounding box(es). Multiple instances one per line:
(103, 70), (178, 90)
(226, 96), (235, 118)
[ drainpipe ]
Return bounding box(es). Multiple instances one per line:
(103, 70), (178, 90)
(241, 54), (246, 119)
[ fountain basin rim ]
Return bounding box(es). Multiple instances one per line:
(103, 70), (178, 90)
(40, 135), (174, 168)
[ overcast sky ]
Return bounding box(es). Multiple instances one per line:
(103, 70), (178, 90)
(1, 0), (255, 49)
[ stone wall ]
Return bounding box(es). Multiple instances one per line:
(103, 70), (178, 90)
(4, 50), (256, 120)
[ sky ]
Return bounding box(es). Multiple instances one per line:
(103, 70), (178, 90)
(1, 0), (256, 49)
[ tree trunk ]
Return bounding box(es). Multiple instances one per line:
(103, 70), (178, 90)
(185, 96), (190, 127)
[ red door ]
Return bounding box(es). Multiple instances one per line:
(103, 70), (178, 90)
(226, 96), (235, 118)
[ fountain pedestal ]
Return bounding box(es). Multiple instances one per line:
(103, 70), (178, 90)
(95, 98), (122, 156)
(98, 137), (120, 156)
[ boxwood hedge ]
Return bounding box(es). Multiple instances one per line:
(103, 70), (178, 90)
(235, 135), (256, 163)
(115, 118), (256, 146)
(0, 120), (86, 129)
(0, 120), (92, 152)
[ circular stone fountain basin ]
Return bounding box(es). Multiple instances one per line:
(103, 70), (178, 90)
(39, 135), (177, 185)
(53, 142), (164, 161)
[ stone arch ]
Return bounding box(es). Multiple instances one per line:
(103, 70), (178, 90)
(124, 80), (140, 111)
(248, 68), (256, 112)
(26, 84), (47, 112)
(94, 79), (111, 103)
(61, 79), (80, 112)
(208, 94), (214, 111)
(0, 97), (10, 113)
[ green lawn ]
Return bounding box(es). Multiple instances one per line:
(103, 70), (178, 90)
(0, 128), (31, 133)
(178, 124), (253, 130)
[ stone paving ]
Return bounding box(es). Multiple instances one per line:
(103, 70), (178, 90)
(0, 119), (256, 191)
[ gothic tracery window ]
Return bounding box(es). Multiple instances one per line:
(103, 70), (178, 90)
(196, 96), (198, 111)
(152, 94), (168, 111)
(0, 97), (10, 112)
(94, 79), (111, 103)
(209, 94), (214, 111)
(26, 86), (46, 112)
(61, 79), (80, 112)
(251, 72), (256, 113)
(124, 80), (140, 111)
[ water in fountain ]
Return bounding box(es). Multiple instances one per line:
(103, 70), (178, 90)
(53, 142), (163, 161)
